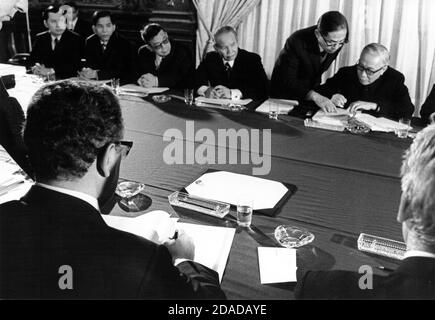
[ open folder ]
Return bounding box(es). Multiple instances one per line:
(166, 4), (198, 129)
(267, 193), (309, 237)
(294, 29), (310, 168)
(102, 210), (235, 282)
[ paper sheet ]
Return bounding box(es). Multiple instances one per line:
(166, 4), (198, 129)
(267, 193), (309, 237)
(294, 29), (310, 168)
(256, 98), (298, 115)
(102, 210), (235, 282)
(312, 109), (350, 126)
(354, 113), (411, 132)
(185, 171), (288, 210)
(195, 96), (252, 106)
(120, 84), (169, 94)
(258, 247), (297, 284)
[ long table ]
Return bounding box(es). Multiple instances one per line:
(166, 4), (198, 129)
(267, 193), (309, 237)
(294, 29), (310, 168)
(110, 93), (413, 300)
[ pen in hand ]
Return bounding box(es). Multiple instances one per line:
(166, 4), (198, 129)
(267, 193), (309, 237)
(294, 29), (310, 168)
(169, 230), (178, 240)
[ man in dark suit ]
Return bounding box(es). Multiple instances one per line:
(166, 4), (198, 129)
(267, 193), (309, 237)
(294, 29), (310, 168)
(316, 43), (414, 120)
(271, 11), (348, 112)
(420, 85), (435, 125)
(79, 11), (134, 85)
(30, 5), (83, 79)
(0, 80), (226, 299)
(61, 2), (93, 39)
(296, 125), (435, 300)
(137, 23), (193, 89)
(194, 26), (269, 100)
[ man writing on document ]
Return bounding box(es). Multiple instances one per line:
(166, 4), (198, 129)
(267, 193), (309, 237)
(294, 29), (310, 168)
(195, 26), (269, 100)
(0, 81), (226, 299)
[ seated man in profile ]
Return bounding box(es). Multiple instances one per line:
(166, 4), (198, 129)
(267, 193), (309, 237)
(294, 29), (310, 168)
(194, 26), (269, 101)
(79, 11), (134, 84)
(296, 125), (435, 300)
(0, 80), (226, 300)
(315, 43), (414, 120)
(30, 4), (83, 79)
(419, 85), (435, 125)
(137, 23), (194, 89)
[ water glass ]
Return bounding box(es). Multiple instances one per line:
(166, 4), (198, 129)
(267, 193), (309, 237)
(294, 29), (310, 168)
(236, 196), (253, 227)
(396, 118), (411, 138)
(268, 101), (278, 120)
(184, 88), (194, 107)
(111, 78), (120, 95)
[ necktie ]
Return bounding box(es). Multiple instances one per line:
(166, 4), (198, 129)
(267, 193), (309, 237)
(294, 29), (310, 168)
(52, 38), (58, 51)
(225, 62), (232, 79)
(101, 42), (107, 52)
(155, 55), (162, 69)
(320, 51), (327, 63)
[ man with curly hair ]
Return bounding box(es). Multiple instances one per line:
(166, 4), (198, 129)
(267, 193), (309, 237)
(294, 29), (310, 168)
(0, 81), (225, 300)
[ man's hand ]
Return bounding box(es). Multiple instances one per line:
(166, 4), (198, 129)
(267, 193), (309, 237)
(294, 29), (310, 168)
(204, 86), (217, 98)
(330, 94), (347, 108)
(163, 229), (195, 263)
(429, 112), (435, 124)
(348, 101), (377, 114)
(138, 73), (158, 88)
(213, 85), (231, 99)
(78, 67), (98, 80)
(32, 64), (55, 77)
(308, 90), (337, 113)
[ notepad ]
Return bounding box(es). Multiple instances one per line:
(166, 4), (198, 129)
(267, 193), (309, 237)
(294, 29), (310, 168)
(102, 210), (235, 282)
(120, 84), (169, 94)
(258, 247), (297, 284)
(353, 113), (411, 132)
(195, 96), (252, 106)
(312, 109), (350, 126)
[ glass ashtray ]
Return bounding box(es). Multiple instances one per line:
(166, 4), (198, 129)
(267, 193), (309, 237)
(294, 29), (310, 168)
(152, 95), (171, 103)
(346, 117), (371, 134)
(274, 225), (315, 248)
(115, 181), (146, 198)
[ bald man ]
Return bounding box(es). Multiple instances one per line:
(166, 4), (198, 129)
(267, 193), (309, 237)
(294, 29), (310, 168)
(315, 43), (414, 120)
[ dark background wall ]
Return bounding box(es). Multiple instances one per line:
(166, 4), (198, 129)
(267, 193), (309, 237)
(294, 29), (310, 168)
(0, 0), (197, 63)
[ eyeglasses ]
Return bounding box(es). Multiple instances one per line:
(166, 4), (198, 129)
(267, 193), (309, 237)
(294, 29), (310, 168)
(320, 32), (346, 48)
(114, 140), (133, 159)
(150, 37), (170, 50)
(356, 63), (386, 76)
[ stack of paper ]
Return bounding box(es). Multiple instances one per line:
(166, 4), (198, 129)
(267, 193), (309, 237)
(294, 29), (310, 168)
(258, 247), (297, 284)
(255, 98), (299, 115)
(195, 96), (252, 107)
(353, 113), (411, 132)
(102, 210), (235, 282)
(311, 109), (350, 126)
(120, 84), (169, 94)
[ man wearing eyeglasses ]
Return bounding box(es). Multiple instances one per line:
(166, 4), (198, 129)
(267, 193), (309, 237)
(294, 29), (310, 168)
(0, 80), (225, 299)
(271, 11), (348, 112)
(137, 23), (194, 89)
(79, 11), (135, 84)
(316, 43), (414, 120)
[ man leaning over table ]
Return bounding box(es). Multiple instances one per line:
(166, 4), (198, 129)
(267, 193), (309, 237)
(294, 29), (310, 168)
(136, 23), (194, 89)
(30, 4), (83, 79)
(194, 26), (269, 101)
(296, 124), (435, 300)
(315, 43), (414, 120)
(0, 0), (32, 175)
(0, 80), (226, 300)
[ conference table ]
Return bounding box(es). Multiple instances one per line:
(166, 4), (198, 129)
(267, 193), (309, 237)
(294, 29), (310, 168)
(109, 92), (414, 300)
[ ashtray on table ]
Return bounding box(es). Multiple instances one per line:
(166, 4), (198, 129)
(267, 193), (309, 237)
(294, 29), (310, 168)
(274, 225), (315, 248)
(152, 95), (171, 103)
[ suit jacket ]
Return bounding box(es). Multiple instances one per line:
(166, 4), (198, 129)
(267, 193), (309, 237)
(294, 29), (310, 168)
(317, 66), (414, 120)
(30, 30), (83, 79)
(420, 84), (435, 125)
(137, 42), (194, 89)
(271, 26), (342, 101)
(194, 49), (269, 100)
(0, 186), (226, 299)
(0, 79), (32, 176)
(85, 32), (135, 84)
(295, 257), (435, 299)
(72, 18), (93, 40)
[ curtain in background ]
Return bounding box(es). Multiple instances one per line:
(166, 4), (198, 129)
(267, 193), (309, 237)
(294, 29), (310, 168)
(236, 0), (435, 113)
(193, 0), (260, 64)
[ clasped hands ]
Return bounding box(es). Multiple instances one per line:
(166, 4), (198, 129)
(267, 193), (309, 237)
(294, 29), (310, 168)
(137, 73), (158, 88)
(31, 63), (55, 77)
(77, 67), (98, 80)
(204, 85), (231, 99)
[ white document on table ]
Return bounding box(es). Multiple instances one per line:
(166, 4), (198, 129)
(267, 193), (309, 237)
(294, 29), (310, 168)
(312, 109), (350, 126)
(120, 84), (169, 94)
(258, 247), (297, 284)
(353, 113), (411, 132)
(102, 210), (235, 282)
(195, 96), (252, 106)
(185, 171), (288, 210)
(256, 98), (298, 115)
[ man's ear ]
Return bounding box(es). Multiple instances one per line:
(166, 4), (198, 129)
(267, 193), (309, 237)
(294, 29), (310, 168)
(145, 44), (153, 52)
(43, 20), (48, 29)
(92, 25), (96, 34)
(96, 143), (118, 178)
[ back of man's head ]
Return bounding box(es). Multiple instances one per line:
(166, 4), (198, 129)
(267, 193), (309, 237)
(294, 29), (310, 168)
(24, 81), (123, 181)
(317, 11), (349, 42)
(141, 23), (165, 44)
(400, 124), (435, 250)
